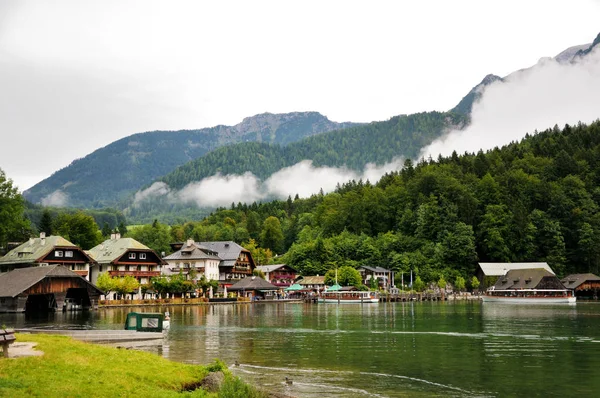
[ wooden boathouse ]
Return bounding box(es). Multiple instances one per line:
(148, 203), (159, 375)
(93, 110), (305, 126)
(561, 273), (600, 299)
(0, 265), (103, 312)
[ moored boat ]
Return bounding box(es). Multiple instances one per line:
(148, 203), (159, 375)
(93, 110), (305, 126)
(483, 268), (576, 304)
(318, 288), (379, 303)
(483, 289), (575, 304)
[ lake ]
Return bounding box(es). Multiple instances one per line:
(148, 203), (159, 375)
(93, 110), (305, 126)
(3, 301), (600, 397)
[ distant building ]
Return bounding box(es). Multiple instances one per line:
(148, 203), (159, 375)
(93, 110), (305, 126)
(561, 273), (600, 299)
(0, 265), (103, 313)
(297, 275), (326, 291)
(86, 234), (166, 286)
(476, 262), (555, 290)
(256, 264), (297, 287)
(228, 275), (279, 300)
(357, 266), (394, 290)
(0, 233), (95, 278)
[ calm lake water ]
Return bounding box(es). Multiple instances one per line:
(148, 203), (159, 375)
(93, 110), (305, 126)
(3, 301), (600, 397)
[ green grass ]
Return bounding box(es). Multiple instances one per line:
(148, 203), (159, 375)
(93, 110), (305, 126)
(0, 334), (263, 398)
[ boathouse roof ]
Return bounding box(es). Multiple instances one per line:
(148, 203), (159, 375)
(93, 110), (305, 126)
(491, 268), (560, 290)
(478, 262), (555, 276)
(358, 266), (392, 273)
(0, 265), (103, 298)
(561, 273), (600, 290)
(228, 276), (278, 291)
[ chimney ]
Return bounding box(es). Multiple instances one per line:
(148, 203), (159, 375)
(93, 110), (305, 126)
(110, 233), (116, 240)
(186, 239), (194, 247)
(115, 233), (121, 240)
(40, 232), (46, 245)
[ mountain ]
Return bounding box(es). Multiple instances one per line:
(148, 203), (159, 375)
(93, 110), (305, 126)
(157, 111), (467, 190)
(23, 112), (358, 208)
(451, 31), (600, 117)
(450, 74), (503, 116)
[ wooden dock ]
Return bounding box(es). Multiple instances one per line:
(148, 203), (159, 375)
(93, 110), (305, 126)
(15, 328), (164, 343)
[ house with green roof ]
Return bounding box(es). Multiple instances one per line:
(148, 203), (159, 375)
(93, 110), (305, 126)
(0, 233), (95, 278)
(87, 233), (166, 289)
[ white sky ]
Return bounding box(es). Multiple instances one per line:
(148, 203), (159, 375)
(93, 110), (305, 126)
(0, 0), (599, 192)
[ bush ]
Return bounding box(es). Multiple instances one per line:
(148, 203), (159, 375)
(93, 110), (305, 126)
(218, 374), (267, 398)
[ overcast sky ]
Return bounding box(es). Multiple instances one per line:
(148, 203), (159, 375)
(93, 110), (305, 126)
(1, 0), (599, 192)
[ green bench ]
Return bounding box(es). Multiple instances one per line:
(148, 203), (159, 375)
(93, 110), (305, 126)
(1, 329), (16, 358)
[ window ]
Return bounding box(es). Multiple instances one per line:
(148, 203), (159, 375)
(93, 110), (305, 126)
(129, 253), (136, 259)
(55, 250), (63, 257)
(140, 253), (146, 260)
(65, 251), (73, 258)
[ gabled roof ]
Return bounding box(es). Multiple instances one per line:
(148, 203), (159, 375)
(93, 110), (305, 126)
(87, 237), (165, 265)
(0, 265), (103, 298)
(297, 275), (325, 285)
(561, 273), (600, 289)
(256, 264), (296, 273)
(227, 276), (278, 291)
(0, 235), (81, 265)
(163, 242), (221, 262)
(491, 268), (558, 290)
(358, 266), (391, 273)
(199, 241), (247, 261)
(478, 262), (555, 276)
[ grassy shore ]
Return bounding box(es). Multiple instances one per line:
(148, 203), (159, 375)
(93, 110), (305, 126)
(0, 334), (265, 398)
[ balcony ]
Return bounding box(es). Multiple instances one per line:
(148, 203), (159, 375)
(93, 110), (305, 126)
(273, 274), (295, 280)
(271, 281), (292, 287)
(108, 271), (161, 278)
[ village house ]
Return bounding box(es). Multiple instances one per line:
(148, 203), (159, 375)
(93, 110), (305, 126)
(166, 240), (256, 288)
(86, 234), (166, 287)
(255, 264), (297, 288)
(0, 233), (95, 278)
(0, 265), (103, 313)
(296, 275), (326, 292)
(561, 273), (600, 299)
(476, 262), (555, 290)
(199, 241), (256, 287)
(357, 266), (394, 290)
(228, 275), (279, 300)
(162, 239), (221, 281)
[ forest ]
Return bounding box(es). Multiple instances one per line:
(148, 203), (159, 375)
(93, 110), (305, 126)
(159, 120), (600, 285)
(3, 120), (600, 288)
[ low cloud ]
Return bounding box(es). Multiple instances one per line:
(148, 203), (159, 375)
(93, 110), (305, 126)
(41, 190), (69, 207)
(420, 46), (600, 159)
(133, 158), (405, 208)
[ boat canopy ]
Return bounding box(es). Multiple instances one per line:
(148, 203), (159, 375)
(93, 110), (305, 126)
(327, 284), (342, 291)
(285, 283), (303, 291)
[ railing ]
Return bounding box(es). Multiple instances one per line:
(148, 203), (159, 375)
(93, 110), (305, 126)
(272, 274), (295, 280)
(108, 271), (161, 278)
(271, 281), (292, 287)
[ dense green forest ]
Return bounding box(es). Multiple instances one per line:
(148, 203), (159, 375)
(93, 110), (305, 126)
(23, 112), (356, 208)
(156, 121), (600, 286)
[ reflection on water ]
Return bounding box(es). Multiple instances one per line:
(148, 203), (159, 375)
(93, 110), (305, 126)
(3, 302), (600, 397)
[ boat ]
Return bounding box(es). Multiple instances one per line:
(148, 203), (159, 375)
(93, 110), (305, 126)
(483, 288), (576, 303)
(124, 312), (169, 332)
(318, 288), (379, 304)
(483, 268), (576, 304)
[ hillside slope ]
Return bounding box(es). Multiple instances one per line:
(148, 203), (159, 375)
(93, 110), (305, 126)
(23, 112), (357, 208)
(158, 111), (468, 190)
